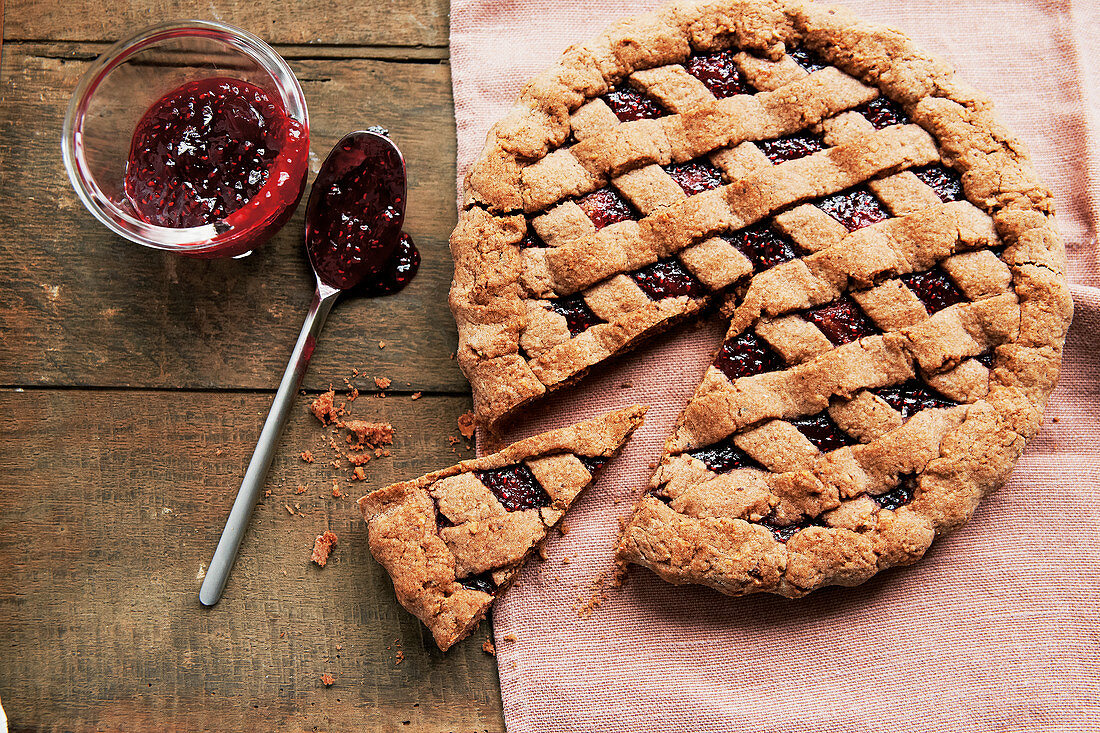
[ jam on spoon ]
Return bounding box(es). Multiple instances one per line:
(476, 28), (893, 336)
(124, 76), (309, 253)
(199, 130), (418, 606)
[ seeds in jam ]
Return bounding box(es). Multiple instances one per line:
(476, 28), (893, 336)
(602, 86), (668, 122)
(900, 267), (965, 314)
(630, 259), (705, 300)
(757, 131), (827, 164)
(353, 233), (421, 297)
(521, 219), (548, 248)
(684, 50), (755, 98)
(663, 160), (723, 195)
(713, 330), (785, 381)
(476, 464), (552, 512)
(815, 187), (891, 231)
(548, 295), (604, 336)
(577, 187), (637, 229)
(873, 475), (918, 510)
(125, 77), (306, 228)
(790, 411), (858, 452)
(912, 164), (965, 203)
(855, 96), (910, 129)
(872, 380), (957, 420)
(802, 296), (879, 345)
(724, 224), (801, 270)
(788, 47), (828, 73)
(578, 455), (609, 475)
(686, 439), (761, 473)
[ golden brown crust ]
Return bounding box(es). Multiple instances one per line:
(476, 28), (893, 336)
(358, 406), (646, 650)
(450, 0), (1070, 598)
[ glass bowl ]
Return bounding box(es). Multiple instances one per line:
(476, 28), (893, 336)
(61, 20), (310, 258)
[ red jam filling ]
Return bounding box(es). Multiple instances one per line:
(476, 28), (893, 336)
(686, 439), (761, 473)
(713, 330), (785, 381)
(602, 86), (668, 122)
(872, 475), (918, 510)
(912, 164), (964, 203)
(124, 77), (307, 229)
(476, 464), (552, 512)
(548, 295), (604, 336)
(663, 160), (724, 195)
(855, 96), (909, 130)
(790, 411), (858, 452)
(872, 380), (957, 420)
(577, 187), (637, 229)
(458, 572), (498, 595)
(757, 131), (827, 164)
(724, 224), (800, 270)
(900, 267), (965, 314)
(802, 296), (879, 345)
(578, 455), (609, 474)
(788, 47), (828, 74)
(814, 187), (891, 231)
(684, 50), (755, 98)
(630, 259), (705, 300)
(353, 233), (421, 297)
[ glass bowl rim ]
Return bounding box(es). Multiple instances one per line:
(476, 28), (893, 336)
(60, 19), (309, 253)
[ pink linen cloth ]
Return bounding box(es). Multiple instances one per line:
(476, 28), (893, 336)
(450, 2), (1100, 730)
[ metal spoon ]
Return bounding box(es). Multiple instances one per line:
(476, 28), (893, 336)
(199, 129), (407, 606)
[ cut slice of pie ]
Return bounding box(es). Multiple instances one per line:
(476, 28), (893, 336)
(450, 0), (1071, 597)
(358, 405), (645, 650)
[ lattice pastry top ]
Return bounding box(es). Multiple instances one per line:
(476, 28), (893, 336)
(449, 0), (1070, 595)
(359, 406), (645, 650)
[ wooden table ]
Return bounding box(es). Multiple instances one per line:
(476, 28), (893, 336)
(0, 1), (508, 729)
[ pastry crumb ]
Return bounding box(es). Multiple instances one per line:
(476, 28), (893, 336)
(310, 389), (340, 425)
(284, 504), (295, 515)
(374, 376), (391, 390)
(215, 448), (223, 456)
(411, 391), (422, 400)
(320, 673), (335, 687)
(482, 638), (496, 656)
(300, 450), (314, 463)
(620, 381), (633, 389)
(503, 633), (517, 643)
(295, 484), (307, 495)
(342, 420), (394, 450)
(311, 531), (338, 567)
(378, 340), (387, 349)
(348, 452), (372, 466)
(457, 411), (476, 439)
(352, 466), (367, 481)
(332, 482), (343, 499)
(395, 649), (404, 664)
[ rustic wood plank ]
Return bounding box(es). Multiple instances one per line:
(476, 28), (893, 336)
(0, 46), (472, 393)
(0, 387), (506, 732)
(6, 0), (450, 48)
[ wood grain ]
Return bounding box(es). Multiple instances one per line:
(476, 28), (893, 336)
(0, 45), (471, 393)
(0, 387), (507, 732)
(6, 0), (450, 48)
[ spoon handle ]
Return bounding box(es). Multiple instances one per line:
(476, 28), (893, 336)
(199, 281), (341, 607)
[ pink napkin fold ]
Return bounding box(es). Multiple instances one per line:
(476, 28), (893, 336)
(450, 2), (1100, 730)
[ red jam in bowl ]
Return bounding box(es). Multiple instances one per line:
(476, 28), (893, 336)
(124, 76), (308, 255)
